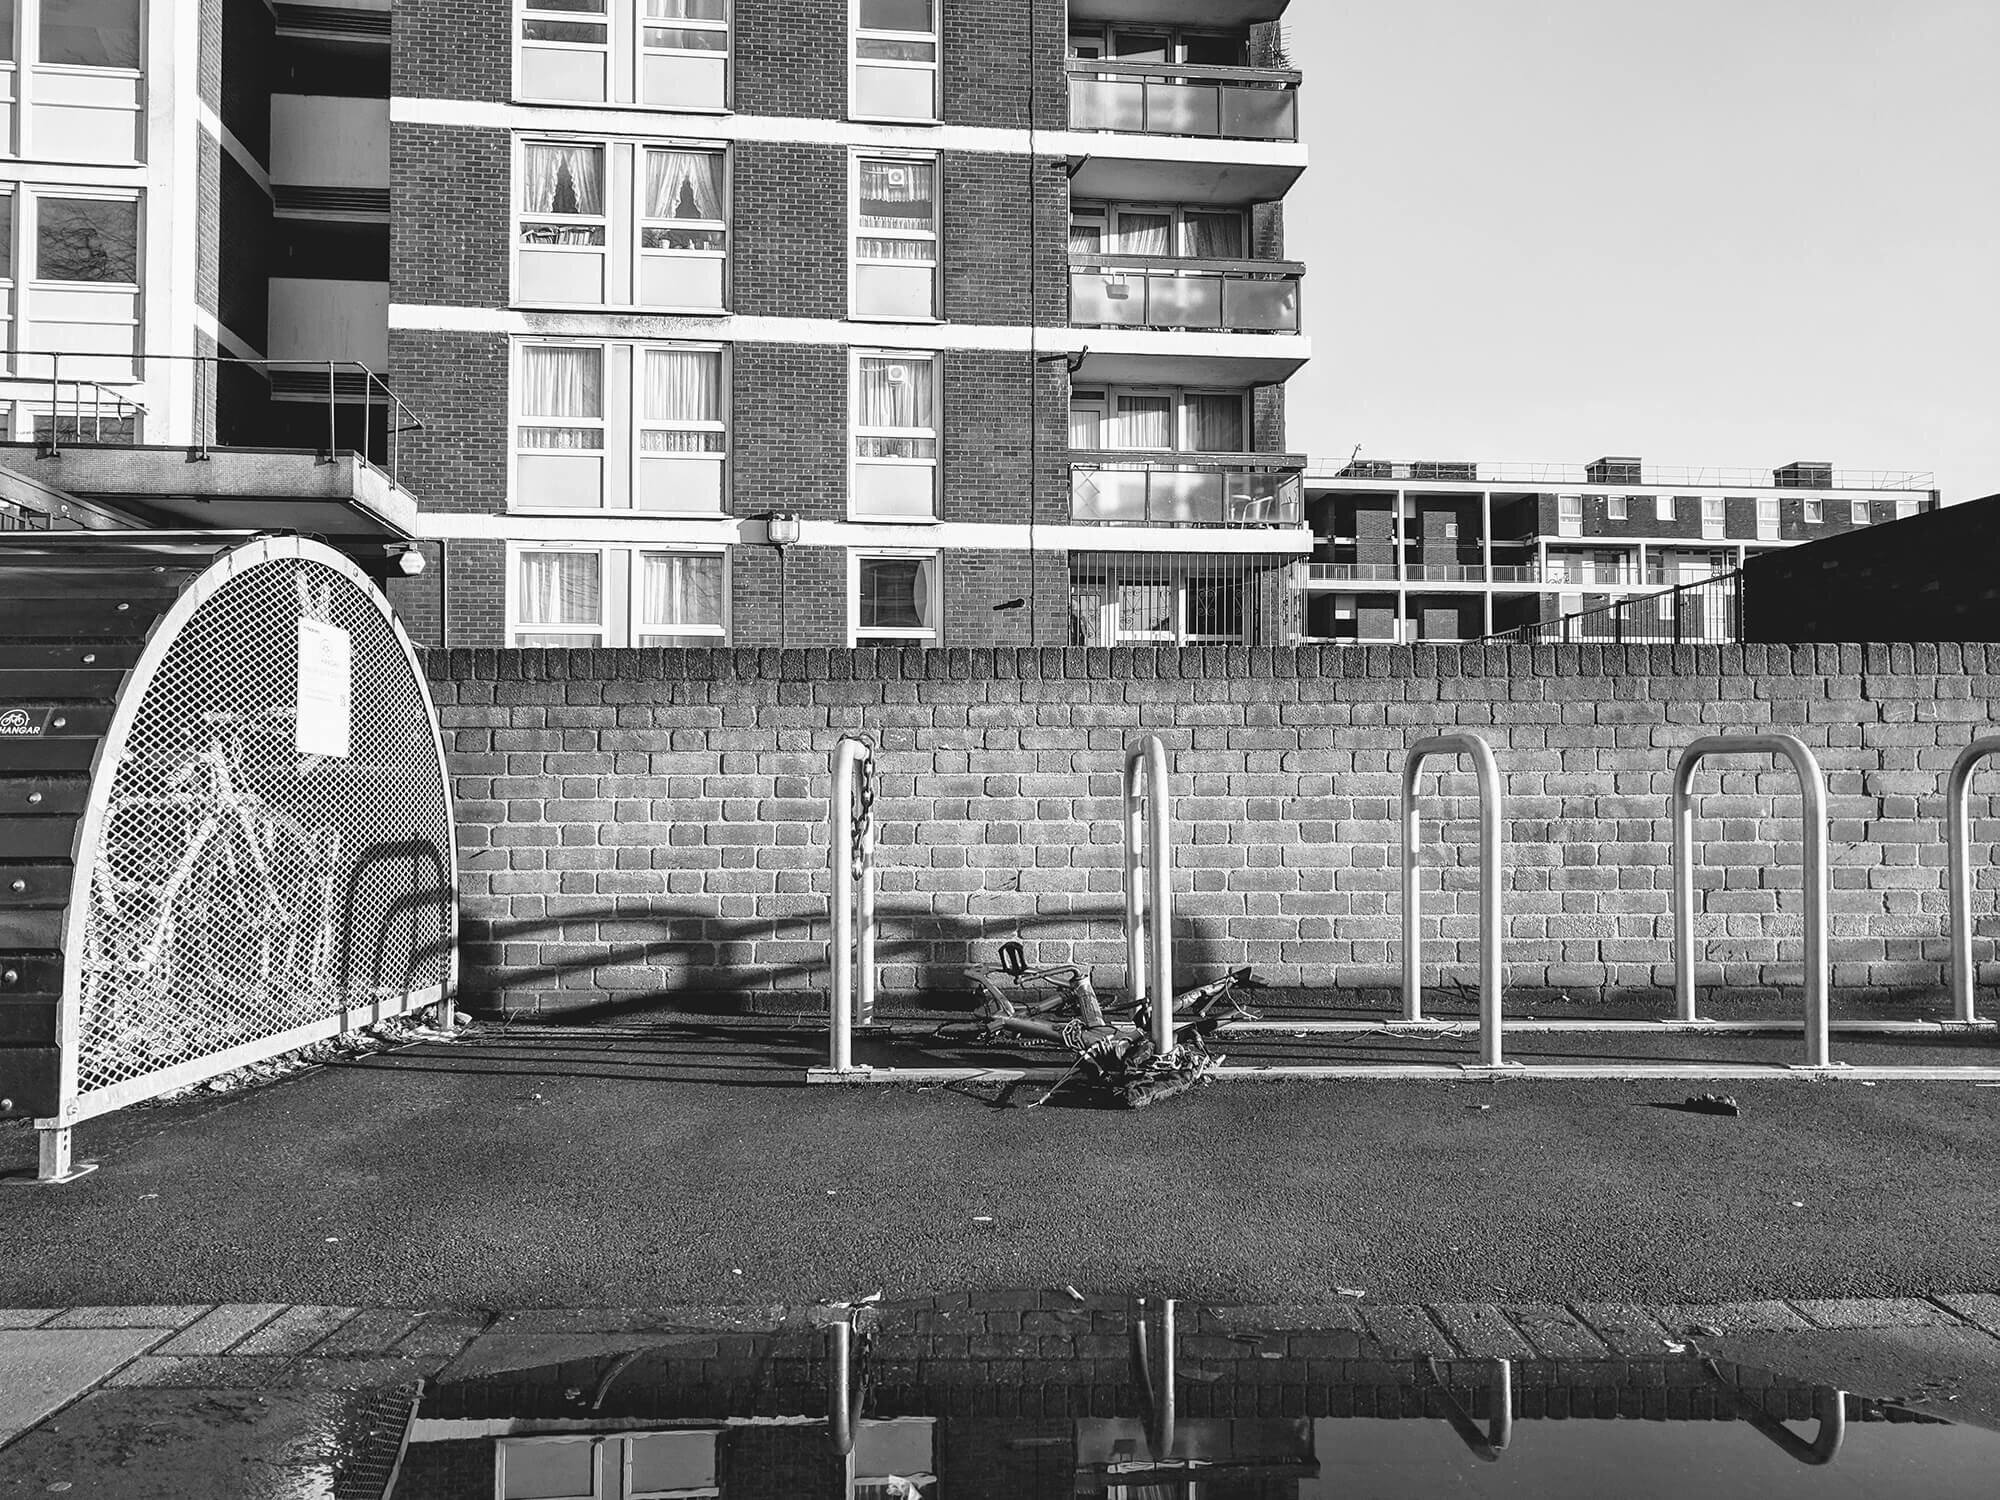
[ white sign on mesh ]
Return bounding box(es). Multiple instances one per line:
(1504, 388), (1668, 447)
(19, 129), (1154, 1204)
(296, 617), (353, 758)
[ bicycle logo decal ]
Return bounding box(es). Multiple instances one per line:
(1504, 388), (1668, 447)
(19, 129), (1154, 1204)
(0, 707), (50, 737)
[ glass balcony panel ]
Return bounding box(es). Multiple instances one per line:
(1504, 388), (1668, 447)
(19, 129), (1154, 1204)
(1154, 468), (1225, 525)
(1220, 86), (1296, 140)
(1142, 273), (1221, 329)
(1069, 271), (1134, 325)
(1142, 80), (1222, 136)
(1072, 467), (1148, 523)
(1220, 276), (1298, 332)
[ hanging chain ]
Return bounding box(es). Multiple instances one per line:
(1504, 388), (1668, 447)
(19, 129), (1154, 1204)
(850, 736), (876, 880)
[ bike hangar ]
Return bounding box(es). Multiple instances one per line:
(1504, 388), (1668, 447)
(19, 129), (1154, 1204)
(812, 730), (2000, 1089)
(0, 534), (459, 1183)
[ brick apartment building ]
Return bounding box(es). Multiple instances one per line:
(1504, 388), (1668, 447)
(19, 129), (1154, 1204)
(380, 0), (1311, 650)
(1304, 456), (1942, 643)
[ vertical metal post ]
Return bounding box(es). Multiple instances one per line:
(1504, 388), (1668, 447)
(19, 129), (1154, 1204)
(47, 352), (60, 454)
(327, 360), (337, 458)
(828, 738), (874, 1069)
(1946, 739), (2000, 1023)
(1133, 1298), (1178, 1459)
(1123, 736), (1175, 1053)
(1672, 735), (1830, 1063)
(827, 1317), (855, 1457)
(1402, 735), (1506, 1065)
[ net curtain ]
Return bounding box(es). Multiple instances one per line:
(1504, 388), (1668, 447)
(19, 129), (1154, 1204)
(646, 149), (724, 222)
(642, 349), (723, 452)
(857, 357), (934, 432)
(863, 558), (936, 630)
(641, 553), (723, 627)
(858, 159), (936, 257)
(522, 144), (605, 223)
(519, 552), (601, 626)
(520, 345), (603, 448)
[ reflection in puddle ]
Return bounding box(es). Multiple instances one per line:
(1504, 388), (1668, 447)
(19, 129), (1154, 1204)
(377, 1297), (2000, 1498)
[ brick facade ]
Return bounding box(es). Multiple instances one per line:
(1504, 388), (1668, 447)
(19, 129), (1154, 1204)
(429, 643), (2000, 1010)
(390, 122), (510, 309)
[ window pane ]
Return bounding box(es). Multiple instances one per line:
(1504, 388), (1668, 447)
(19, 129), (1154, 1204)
(643, 347), (722, 423)
(856, 36), (933, 62)
(645, 26), (727, 49)
(640, 553), (724, 628)
(522, 19), (605, 42)
(856, 357), (934, 431)
(521, 145), (604, 216)
(0, 197), (11, 279)
(521, 346), (602, 418)
(531, 0), (607, 11)
(41, 0), (140, 68)
(644, 150), (724, 222)
(1185, 394), (1243, 453)
(1183, 212), (1244, 258)
(37, 198), (137, 283)
(859, 0), (931, 31)
(860, 558), (935, 631)
(858, 159), (934, 233)
(518, 553), (601, 627)
(1114, 395), (1172, 450)
(648, 0), (727, 16)
(0, 2), (13, 63)
(1114, 213), (1171, 256)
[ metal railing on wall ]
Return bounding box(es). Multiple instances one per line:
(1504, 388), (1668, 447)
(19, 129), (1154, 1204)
(1483, 571), (1745, 645)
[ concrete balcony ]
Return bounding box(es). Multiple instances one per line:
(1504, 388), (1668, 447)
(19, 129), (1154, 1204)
(1071, 451), (1305, 529)
(1070, 1), (1292, 26)
(1071, 254), (1303, 334)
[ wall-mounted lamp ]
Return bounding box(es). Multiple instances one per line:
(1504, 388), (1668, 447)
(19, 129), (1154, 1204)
(388, 543), (427, 576)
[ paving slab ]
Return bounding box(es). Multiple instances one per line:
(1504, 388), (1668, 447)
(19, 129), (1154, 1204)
(154, 1303), (286, 1355)
(42, 1305), (210, 1331)
(0, 1311), (55, 1330)
(312, 1307), (424, 1358)
(1790, 1296), (1963, 1329)
(1504, 1303), (1609, 1358)
(229, 1305), (358, 1355)
(0, 1328), (161, 1443)
(1656, 1300), (1815, 1335)
(1570, 1303), (1677, 1356)
(1358, 1306), (1452, 1357)
(1430, 1303), (1534, 1358)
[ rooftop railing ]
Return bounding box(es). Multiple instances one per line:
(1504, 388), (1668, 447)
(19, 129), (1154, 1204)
(1308, 562), (1660, 586)
(1309, 459), (1936, 492)
(1070, 451), (1304, 528)
(1070, 255), (1303, 333)
(1068, 59), (1301, 142)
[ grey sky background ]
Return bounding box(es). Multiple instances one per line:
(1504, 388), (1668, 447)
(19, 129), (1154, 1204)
(1284, 1), (2000, 499)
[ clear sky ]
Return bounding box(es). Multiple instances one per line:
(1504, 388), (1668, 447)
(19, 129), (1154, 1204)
(1284, 1), (2000, 500)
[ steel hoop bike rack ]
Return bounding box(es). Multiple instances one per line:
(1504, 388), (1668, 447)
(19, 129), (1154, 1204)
(1421, 1356), (1512, 1462)
(1402, 734), (1507, 1067)
(828, 736), (877, 1073)
(1672, 734), (1831, 1066)
(1947, 736), (2000, 1024)
(1130, 1298), (1177, 1460)
(1123, 735), (1176, 1056)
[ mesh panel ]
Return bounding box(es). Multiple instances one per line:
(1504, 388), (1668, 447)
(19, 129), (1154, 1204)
(74, 556), (452, 1100)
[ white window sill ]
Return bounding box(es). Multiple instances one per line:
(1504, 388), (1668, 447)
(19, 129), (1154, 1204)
(511, 301), (732, 317)
(848, 115), (942, 128)
(846, 313), (944, 325)
(846, 513), (941, 526)
(512, 97), (736, 118)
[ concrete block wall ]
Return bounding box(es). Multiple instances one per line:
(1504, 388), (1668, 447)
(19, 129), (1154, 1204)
(429, 643), (2000, 1014)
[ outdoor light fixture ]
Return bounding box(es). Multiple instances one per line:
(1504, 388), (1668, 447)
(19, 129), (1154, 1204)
(764, 513), (803, 647)
(389, 544), (427, 576)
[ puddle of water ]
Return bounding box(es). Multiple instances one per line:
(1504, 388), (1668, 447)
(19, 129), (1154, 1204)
(3, 1297), (1996, 1497)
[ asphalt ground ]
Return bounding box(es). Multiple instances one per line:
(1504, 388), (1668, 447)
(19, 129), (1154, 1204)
(6, 1016), (2000, 1311)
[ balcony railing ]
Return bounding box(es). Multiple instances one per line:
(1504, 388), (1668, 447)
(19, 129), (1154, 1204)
(1070, 255), (1303, 333)
(1307, 562), (1672, 586)
(1310, 458), (1937, 492)
(1068, 60), (1301, 141)
(1071, 452), (1304, 528)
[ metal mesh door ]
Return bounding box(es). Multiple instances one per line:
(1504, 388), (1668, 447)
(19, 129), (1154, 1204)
(72, 552), (453, 1103)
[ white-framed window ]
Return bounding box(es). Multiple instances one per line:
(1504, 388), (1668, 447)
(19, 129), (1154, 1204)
(1756, 496), (1780, 539)
(1803, 498), (1822, 524)
(1070, 201), (1249, 259)
(1700, 496), (1725, 539)
(1895, 498), (1918, 520)
(851, 350), (938, 518)
(640, 144), (728, 309)
(514, 338), (729, 512)
(1556, 494), (1581, 537)
(1067, 23), (1248, 67)
(1443, 520), (1458, 539)
(852, 0), (937, 122)
(497, 1430), (722, 1499)
(1606, 495), (1627, 522)
(3, 185), (144, 378)
(2, 1), (146, 164)
(852, 151), (937, 319)
(1070, 386), (1250, 453)
(852, 550), (940, 645)
(1851, 500), (1870, 525)
(515, 136), (729, 310)
(517, 0), (731, 110)
(509, 543), (729, 647)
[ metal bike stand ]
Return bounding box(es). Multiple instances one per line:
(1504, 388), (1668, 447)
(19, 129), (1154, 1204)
(1402, 734), (1508, 1068)
(1947, 736), (2000, 1024)
(827, 736), (877, 1074)
(1422, 1356), (1512, 1463)
(1703, 1360), (1846, 1466)
(1131, 1298), (1177, 1460)
(1672, 735), (1831, 1066)
(1123, 735), (1176, 1056)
